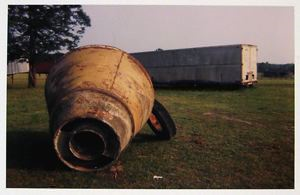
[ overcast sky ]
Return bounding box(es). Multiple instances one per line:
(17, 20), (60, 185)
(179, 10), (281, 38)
(79, 5), (294, 64)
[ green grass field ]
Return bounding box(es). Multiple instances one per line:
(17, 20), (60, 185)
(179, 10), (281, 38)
(6, 74), (294, 188)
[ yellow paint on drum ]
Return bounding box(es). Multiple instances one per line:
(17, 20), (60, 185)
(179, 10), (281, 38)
(45, 45), (154, 171)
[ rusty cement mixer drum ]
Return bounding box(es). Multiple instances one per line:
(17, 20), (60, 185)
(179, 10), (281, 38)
(45, 45), (154, 171)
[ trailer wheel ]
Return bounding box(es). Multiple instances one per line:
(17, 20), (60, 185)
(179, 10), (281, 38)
(147, 99), (176, 140)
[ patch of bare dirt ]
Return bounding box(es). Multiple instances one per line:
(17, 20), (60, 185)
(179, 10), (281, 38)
(203, 112), (252, 125)
(177, 134), (206, 146)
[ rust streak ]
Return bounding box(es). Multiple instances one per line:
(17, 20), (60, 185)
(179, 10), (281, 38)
(110, 52), (124, 90)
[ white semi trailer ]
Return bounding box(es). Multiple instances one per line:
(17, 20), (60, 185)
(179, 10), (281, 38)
(131, 44), (257, 86)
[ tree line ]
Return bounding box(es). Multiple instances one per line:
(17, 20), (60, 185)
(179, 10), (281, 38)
(257, 62), (294, 77)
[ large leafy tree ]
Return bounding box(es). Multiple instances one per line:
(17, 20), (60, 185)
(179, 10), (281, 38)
(8, 5), (91, 87)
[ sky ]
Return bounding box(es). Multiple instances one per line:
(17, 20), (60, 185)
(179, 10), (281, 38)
(79, 5), (294, 64)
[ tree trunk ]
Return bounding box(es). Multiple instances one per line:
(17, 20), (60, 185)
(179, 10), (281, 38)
(28, 63), (36, 88)
(28, 6), (37, 88)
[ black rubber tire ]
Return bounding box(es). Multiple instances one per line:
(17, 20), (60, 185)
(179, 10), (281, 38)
(147, 99), (176, 140)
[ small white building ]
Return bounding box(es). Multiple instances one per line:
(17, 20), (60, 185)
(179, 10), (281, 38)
(7, 59), (29, 75)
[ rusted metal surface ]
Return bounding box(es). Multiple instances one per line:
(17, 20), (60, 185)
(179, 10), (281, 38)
(149, 113), (162, 131)
(45, 45), (154, 171)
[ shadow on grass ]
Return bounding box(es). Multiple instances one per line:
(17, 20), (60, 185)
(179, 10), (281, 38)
(153, 83), (248, 91)
(6, 130), (67, 171)
(6, 130), (164, 171)
(132, 132), (168, 143)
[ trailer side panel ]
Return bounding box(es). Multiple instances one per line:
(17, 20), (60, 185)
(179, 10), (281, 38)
(131, 44), (257, 85)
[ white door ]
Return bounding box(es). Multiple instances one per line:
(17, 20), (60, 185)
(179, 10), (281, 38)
(242, 45), (257, 85)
